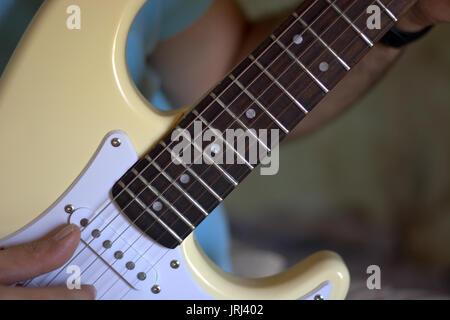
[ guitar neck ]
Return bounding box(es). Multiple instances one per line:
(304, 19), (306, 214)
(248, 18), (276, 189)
(113, 0), (416, 249)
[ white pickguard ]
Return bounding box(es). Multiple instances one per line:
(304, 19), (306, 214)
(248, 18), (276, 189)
(0, 131), (332, 300)
(0, 131), (213, 299)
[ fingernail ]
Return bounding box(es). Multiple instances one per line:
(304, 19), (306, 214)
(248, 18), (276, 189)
(53, 224), (76, 241)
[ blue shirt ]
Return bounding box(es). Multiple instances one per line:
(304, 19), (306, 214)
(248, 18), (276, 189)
(0, 0), (231, 272)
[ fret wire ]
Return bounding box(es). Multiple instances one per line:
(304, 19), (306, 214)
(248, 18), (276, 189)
(375, 0), (398, 22)
(210, 92), (271, 153)
(117, 181), (183, 243)
(50, 0), (403, 294)
(228, 73), (291, 133)
(244, 57), (309, 116)
(191, 109), (255, 170)
(173, 127), (239, 186)
(325, 0), (374, 47)
(293, 13), (351, 71)
(150, 147), (223, 201)
(145, 157), (209, 217)
(269, 34), (330, 93)
(130, 168), (195, 230)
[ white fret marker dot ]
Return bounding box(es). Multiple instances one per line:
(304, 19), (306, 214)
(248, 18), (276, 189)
(319, 62), (329, 72)
(246, 108), (256, 119)
(210, 144), (221, 155)
(180, 174), (190, 184)
(152, 201), (163, 212)
(293, 34), (303, 45)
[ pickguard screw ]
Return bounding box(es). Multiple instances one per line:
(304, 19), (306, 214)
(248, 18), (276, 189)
(91, 229), (101, 238)
(170, 260), (180, 269)
(64, 205), (74, 214)
(80, 218), (89, 227)
(114, 251), (124, 260)
(137, 272), (147, 281)
(102, 240), (112, 249)
(314, 295), (324, 300)
(111, 138), (121, 147)
(151, 285), (161, 294)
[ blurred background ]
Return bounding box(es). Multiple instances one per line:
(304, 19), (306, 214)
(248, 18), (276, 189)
(226, 0), (450, 299)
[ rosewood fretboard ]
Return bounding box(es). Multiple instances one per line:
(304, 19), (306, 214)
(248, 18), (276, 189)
(112, 0), (416, 249)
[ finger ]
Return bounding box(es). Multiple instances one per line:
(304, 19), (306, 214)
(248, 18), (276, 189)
(0, 224), (81, 285)
(0, 284), (96, 300)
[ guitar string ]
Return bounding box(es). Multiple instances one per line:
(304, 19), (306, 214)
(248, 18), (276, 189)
(100, 0), (391, 298)
(36, 0), (328, 288)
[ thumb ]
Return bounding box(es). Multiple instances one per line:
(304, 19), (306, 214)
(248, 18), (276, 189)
(0, 224), (81, 285)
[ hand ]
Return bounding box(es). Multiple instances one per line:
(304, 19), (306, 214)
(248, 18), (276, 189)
(397, 0), (450, 31)
(0, 224), (96, 300)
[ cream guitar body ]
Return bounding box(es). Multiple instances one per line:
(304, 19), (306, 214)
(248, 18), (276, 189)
(0, 0), (349, 299)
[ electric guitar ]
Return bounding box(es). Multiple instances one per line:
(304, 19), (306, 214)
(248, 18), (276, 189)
(0, 0), (415, 299)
